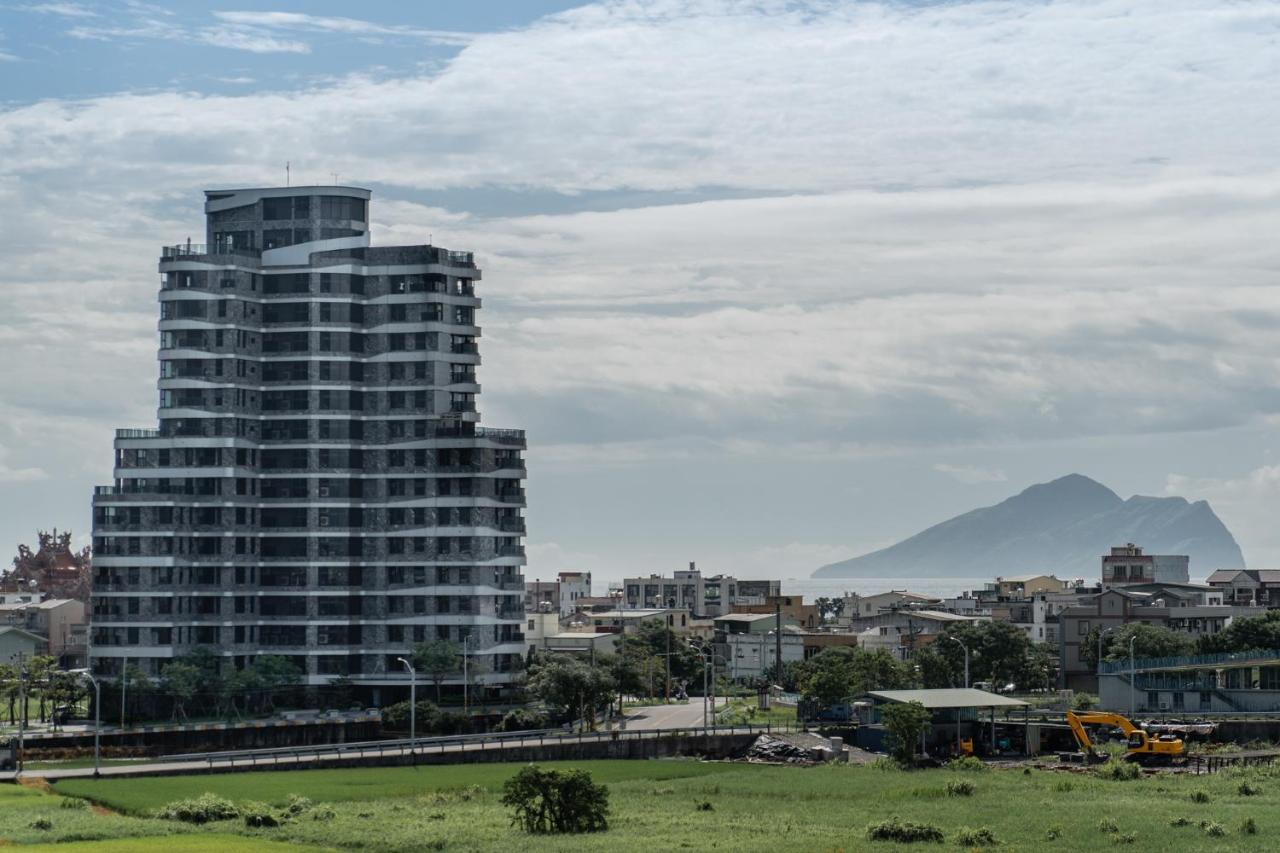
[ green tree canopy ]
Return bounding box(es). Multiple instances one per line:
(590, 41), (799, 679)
(795, 647), (913, 705)
(526, 654), (617, 729)
(881, 700), (932, 764)
(413, 639), (463, 702)
(1198, 609), (1280, 655)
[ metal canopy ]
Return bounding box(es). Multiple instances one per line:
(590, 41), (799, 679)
(867, 688), (1029, 709)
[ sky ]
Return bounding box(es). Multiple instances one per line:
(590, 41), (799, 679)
(3, 0), (1280, 585)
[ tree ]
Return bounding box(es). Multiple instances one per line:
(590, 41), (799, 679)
(929, 622), (1048, 690)
(119, 664), (153, 725)
(616, 620), (704, 694)
(414, 639), (462, 702)
(912, 647), (954, 690)
(24, 656), (57, 723)
(1198, 609), (1280, 654)
(881, 700), (932, 764)
(501, 765), (609, 834)
(218, 667), (261, 720)
(250, 655), (302, 713)
(162, 662), (202, 721)
(815, 597), (845, 623)
(0, 662), (18, 724)
(526, 655), (617, 729)
(796, 647), (914, 705)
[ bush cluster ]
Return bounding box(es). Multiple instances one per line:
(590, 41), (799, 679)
(1190, 790), (1210, 803)
(946, 756), (987, 773)
(501, 765), (609, 834)
(945, 780), (975, 797)
(155, 793), (240, 824)
(1098, 818), (1119, 834)
(1237, 781), (1262, 796)
(954, 826), (996, 847)
(1096, 762), (1141, 781)
(865, 817), (945, 843)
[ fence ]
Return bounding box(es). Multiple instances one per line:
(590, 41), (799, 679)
(1100, 648), (1280, 675)
(154, 723), (793, 770)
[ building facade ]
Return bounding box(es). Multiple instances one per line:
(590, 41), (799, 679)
(621, 565), (739, 616)
(1102, 544), (1190, 587)
(89, 186), (527, 704)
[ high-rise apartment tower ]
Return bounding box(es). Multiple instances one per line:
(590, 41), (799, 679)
(90, 186), (527, 703)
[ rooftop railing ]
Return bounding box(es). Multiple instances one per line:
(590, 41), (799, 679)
(162, 243), (261, 260)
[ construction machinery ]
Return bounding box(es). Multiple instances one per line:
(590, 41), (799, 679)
(1062, 711), (1186, 765)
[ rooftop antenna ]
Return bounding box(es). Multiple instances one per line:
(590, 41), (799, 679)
(331, 172), (340, 185)
(285, 161), (291, 187)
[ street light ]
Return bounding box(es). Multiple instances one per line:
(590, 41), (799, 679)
(70, 669), (100, 778)
(948, 637), (970, 689)
(396, 657), (416, 753)
(1129, 635), (1138, 718)
(462, 635), (476, 715)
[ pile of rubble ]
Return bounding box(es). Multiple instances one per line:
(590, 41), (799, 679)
(745, 733), (837, 764)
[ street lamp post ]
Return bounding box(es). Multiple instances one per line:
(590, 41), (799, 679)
(396, 657), (416, 755)
(78, 670), (101, 778)
(1129, 636), (1137, 718)
(462, 635), (476, 715)
(948, 637), (970, 689)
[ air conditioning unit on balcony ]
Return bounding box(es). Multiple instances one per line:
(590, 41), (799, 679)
(1158, 701), (1170, 712)
(319, 517), (329, 526)
(319, 487), (330, 497)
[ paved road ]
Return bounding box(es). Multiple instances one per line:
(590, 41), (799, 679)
(2, 719), (766, 783)
(623, 698), (726, 730)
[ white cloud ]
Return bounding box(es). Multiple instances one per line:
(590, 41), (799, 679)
(197, 26), (309, 54)
(15, 3), (98, 17)
(934, 464), (1008, 484)
(0, 51), (16, 62)
(5, 0), (1280, 566)
(211, 11), (473, 46)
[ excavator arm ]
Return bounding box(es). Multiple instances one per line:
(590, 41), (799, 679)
(1065, 711), (1095, 753)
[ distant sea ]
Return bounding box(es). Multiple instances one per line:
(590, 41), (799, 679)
(594, 577), (993, 601)
(771, 577), (993, 601)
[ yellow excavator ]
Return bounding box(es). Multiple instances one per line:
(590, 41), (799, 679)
(1064, 711), (1186, 765)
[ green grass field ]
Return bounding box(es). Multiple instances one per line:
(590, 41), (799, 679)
(0, 758), (1271, 850)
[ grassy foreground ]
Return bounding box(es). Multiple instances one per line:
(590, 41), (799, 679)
(0, 758), (1271, 850)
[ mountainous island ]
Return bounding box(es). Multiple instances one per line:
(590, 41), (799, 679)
(813, 474), (1245, 580)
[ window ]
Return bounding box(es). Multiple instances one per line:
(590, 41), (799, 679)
(1078, 620), (1090, 636)
(319, 196), (367, 221)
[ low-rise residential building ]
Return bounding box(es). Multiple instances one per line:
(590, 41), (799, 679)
(1207, 569), (1280, 607)
(0, 598), (86, 667)
(524, 571), (594, 617)
(0, 625), (48, 662)
(724, 630), (804, 681)
(1057, 587), (1263, 691)
(857, 610), (988, 660)
(730, 595), (820, 629)
(621, 565), (742, 616)
(1102, 543), (1190, 587)
(842, 591), (943, 628)
(579, 609), (690, 635)
(993, 574), (1068, 597)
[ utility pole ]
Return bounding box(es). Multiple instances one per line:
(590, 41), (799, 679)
(774, 600), (782, 680)
(16, 652), (25, 774)
(397, 657), (416, 759)
(665, 620), (671, 703)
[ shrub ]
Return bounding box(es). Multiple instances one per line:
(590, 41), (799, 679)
(1097, 762), (1140, 781)
(1052, 779), (1074, 793)
(1190, 790), (1210, 803)
(1114, 832), (1136, 844)
(1170, 817), (1192, 827)
(501, 765), (609, 834)
(1071, 692), (1098, 711)
(284, 794), (314, 816)
(1098, 818), (1119, 834)
(1238, 781), (1262, 796)
(1045, 825), (1063, 841)
(312, 806), (336, 822)
(59, 798), (86, 810)
(1202, 821), (1227, 837)
(866, 817), (945, 843)
(29, 817), (52, 831)
(496, 708), (550, 732)
(694, 800), (714, 812)
(241, 802), (281, 828)
(1240, 817), (1257, 835)
(946, 756), (987, 773)
(954, 826), (996, 847)
(155, 793), (240, 824)
(945, 780), (975, 797)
